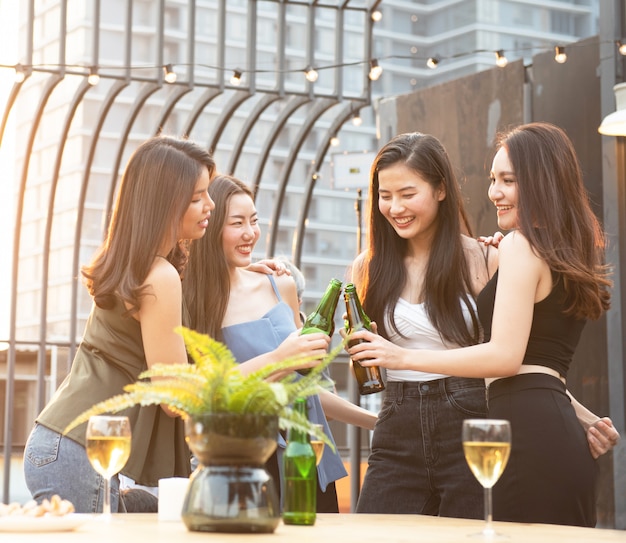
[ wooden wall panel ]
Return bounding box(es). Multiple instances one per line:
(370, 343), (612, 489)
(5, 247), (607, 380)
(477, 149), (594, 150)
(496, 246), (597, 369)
(389, 60), (525, 238)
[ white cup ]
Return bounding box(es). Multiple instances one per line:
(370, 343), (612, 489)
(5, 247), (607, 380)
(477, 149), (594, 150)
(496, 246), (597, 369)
(158, 477), (189, 521)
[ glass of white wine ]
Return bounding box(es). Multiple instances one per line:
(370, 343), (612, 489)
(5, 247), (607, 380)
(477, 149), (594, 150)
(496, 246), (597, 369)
(462, 419), (511, 539)
(86, 415), (132, 519)
(309, 423), (325, 466)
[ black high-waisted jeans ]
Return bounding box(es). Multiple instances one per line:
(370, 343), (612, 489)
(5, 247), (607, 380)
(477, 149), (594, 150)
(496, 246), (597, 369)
(356, 377), (487, 518)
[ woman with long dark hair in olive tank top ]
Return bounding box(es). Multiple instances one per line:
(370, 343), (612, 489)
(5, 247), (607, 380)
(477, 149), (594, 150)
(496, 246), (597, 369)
(23, 136), (216, 513)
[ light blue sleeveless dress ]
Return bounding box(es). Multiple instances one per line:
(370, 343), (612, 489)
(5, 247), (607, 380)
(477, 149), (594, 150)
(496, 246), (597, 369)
(221, 275), (347, 491)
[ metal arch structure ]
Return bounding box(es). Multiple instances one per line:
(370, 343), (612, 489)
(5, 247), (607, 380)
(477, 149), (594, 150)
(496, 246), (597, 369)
(104, 83), (163, 218)
(206, 90), (254, 153)
(180, 88), (225, 136)
(0, 0), (381, 503)
(69, 80), (131, 364)
(293, 101), (364, 266)
(154, 85), (196, 137)
(225, 93), (282, 173)
(38, 78), (93, 408)
(249, 94), (313, 196)
(267, 97), (339, 256)
(7, 72), (65, 428)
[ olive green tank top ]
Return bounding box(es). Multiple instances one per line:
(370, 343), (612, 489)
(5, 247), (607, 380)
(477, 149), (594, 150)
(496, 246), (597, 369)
(36, 296), (191, 486)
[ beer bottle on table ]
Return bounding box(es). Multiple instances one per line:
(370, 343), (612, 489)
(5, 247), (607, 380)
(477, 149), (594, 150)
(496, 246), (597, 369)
(282, 397), (316, 526)
(298, 278), (342, 374)
(344, 283), (385, 395)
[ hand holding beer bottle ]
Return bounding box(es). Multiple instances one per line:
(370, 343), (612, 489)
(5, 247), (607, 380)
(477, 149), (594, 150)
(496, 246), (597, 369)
(298, 278), (342, 374)
(344, 283), (385, 395)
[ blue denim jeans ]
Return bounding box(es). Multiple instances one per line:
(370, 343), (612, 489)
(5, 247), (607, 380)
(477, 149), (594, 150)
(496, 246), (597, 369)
(356, 377), (487, 518)
(24, 423), (123, 513)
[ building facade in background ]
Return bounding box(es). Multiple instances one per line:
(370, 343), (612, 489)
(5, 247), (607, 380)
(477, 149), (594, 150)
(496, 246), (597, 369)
(4, 0), (599, 453)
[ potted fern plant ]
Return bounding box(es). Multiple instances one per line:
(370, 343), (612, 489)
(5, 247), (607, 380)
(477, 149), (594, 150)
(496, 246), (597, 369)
(65, 326), (341, 533)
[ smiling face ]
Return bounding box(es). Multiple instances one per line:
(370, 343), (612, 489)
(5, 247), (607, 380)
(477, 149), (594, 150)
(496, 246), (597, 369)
(221, 192), (261, 268)
(178, 166), (215, 240)
(377, 162), (445, 243)
(489, 146), (519, 231)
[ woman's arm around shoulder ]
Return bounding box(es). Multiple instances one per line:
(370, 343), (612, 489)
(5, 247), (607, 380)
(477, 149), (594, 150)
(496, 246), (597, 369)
(274, 272), (302, 329)
(347, 232), (541, 378)
(460, 234), (499, 296)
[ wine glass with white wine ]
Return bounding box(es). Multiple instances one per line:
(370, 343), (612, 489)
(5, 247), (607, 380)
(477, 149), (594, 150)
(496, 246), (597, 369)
(462, 419), (511, 539)
(86, 415), (132, 519)
(309, 423), (325, 466)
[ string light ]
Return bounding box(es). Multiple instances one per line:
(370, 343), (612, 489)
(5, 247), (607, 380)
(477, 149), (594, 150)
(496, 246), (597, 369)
(368, 59), (382, 80)
(554, 46), (567, 64)
(2, 41), (602, 88)
(330, 136), (340, 147)
(495, 50), (508, 68)
(87, 66), (100, 86)
(304, 65), (318, 82)
(351, 112), (363, 126)
(371, 10), (382, 22)
(618, 40), (626, 56)
(14, 63), (26, 83)
(230, 69), (242, 85)
(163, 63), (177, 83)
(426, 56), (439, 69)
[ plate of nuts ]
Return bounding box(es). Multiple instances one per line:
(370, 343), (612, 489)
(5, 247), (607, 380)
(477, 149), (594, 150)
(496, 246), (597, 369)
(0, 495), (90, 532)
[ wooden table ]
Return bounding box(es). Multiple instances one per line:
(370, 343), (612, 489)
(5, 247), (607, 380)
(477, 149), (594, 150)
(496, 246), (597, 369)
(3, 513), (625, 542)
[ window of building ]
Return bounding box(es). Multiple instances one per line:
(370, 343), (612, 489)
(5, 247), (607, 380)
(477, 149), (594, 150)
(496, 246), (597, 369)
(551, 11), (574, 35)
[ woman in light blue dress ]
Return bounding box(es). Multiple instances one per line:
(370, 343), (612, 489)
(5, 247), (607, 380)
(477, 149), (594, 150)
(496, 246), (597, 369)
(183, 174), (376, 511)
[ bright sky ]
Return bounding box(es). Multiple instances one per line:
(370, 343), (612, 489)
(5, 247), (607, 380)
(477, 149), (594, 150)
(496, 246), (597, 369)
(0, 0), (18, 341)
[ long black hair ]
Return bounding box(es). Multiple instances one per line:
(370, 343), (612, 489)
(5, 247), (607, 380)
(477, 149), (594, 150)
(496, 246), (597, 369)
(360, 132), (480, 347)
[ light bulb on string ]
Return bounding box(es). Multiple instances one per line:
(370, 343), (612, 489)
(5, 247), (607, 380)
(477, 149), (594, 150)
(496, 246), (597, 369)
(330, 136), (340, 147)
(371, 10), (382, 22)
(352, 113), (363, 126)
(426, 57), (439, 69)
(87, 66), (100, 86)
(368, 59), (382, 80)
(230, 69), (242, 85)
(618, 41), (626, 56)
(304, 66), (318, 82)
(163, 64), (177, 83)
(554, 46), (567, 64)
(495, 50), (508, 68)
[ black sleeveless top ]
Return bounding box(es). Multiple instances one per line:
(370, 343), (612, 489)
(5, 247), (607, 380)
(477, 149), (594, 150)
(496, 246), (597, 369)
(476, 270), (585, 379)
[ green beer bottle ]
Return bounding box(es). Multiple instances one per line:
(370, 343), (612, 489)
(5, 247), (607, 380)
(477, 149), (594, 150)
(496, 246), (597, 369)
(282, 397), (317, 525)
(301, 278), (342, 336)
(298, 278), (342, 374)
(344, 283), (385, 395)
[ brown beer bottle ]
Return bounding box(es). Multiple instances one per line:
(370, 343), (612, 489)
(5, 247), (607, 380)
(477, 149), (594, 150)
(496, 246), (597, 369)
(344, 283), (385, 395)
(298, 278), (342, 375)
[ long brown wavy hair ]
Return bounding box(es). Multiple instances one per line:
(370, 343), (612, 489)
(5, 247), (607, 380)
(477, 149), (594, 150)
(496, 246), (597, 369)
(183, 175), (252, 341)
(82, 136), (215, 314)
(360, 132), (480, 347)
(495, 122), (611, 319)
